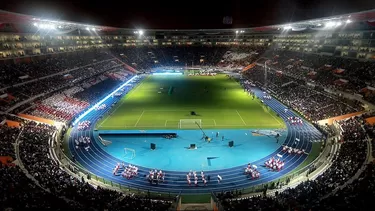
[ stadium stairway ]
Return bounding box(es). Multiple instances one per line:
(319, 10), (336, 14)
(68, 81), (322, 194)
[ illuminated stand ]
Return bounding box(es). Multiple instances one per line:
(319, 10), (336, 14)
(72, 75), (139, 126)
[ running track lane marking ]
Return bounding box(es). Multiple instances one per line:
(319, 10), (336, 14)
(134, 110), (145, 127)
(236, 110), (247, 125)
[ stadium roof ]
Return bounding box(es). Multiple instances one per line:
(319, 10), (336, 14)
(0, 9), (375, 33)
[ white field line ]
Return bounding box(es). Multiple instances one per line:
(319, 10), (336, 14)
(236, 110), (247, 125)
(99, 123), (281, 128)
(134, 110), (145, 127)
(213, 119), (217, 126)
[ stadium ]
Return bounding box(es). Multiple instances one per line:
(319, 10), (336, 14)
(0, 5), (375, 211)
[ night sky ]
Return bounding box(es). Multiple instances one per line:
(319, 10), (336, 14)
(1, 0), (374, 29)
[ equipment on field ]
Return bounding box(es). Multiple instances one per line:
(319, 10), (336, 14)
(189, 144), (196, 149)
(179, 119), (202, 129)
(228, 141), (234, 147)
(124, 148), (136, 159)
(98, 136), (112, 146)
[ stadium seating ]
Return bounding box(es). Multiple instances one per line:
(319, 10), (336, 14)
(243, 66), (363, 121)
(0, 43), (374, 210)
(0, 120), (174, 210)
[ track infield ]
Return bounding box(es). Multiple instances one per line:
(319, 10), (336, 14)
(96, 74), (285, 130)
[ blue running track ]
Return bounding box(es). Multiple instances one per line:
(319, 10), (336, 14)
(68, 77), (322, 194)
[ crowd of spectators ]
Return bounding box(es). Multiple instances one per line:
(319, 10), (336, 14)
(0, 124), (19, 159)
(0, 53), (120, 112)
(262, 49), (375, 103)
(73, 78), (122, 104)
(217, 46), (267, 69)
(112, 45), (266, 71)
(23, 67), (133, 123)
(28, 94), (88, 123)
(316, 162), (375, 210)
(113, 46), (228, 70)
(2, 46), (375, 210)
(8, 60), (121, 101)
(218, 116), (369, 210)
(11, 121), (174, 210)
(0, 51), (113, 88)
(243, 66), (362, 121)
(0, 165), (74, 210)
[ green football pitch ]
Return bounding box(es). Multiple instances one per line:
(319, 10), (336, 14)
(96, 74), (285, 130)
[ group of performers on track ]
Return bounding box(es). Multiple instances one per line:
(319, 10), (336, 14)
(263, 95), (272, 100)
(187, 170), (208, 186)
(121, 164), (138, 179)
(77, 120), (91, 131)
(244, 163), (261, 179)
(265, 157), (285, 172)
(147, 169), (165, 184)
(74, 136), (91, 151)
(283, 145), (306, 155)
(112, 162), (138, 179)
(287, 116), (303, 125)
(94, 104), (107, 111)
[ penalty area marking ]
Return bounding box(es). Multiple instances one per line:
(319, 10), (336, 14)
(236, 110), (247, 126)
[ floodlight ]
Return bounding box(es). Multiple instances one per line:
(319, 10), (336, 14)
(139, 30), (144, 35)
(91, 28), (95, 31)
(235, 30), (239, 34)
(336, 22), (342, 26)
(33, 22), (38, 27)
(86, 27), (90, 30)
(284, 25), (292, 30)
(326, 22), (335, 27)
(346, 19), (351, 23)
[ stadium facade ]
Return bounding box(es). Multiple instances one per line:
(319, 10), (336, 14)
(0, 9), (375, 60)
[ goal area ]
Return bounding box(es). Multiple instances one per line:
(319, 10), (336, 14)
(124, 148), (136, 160)
(179, 119), (202, 129)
